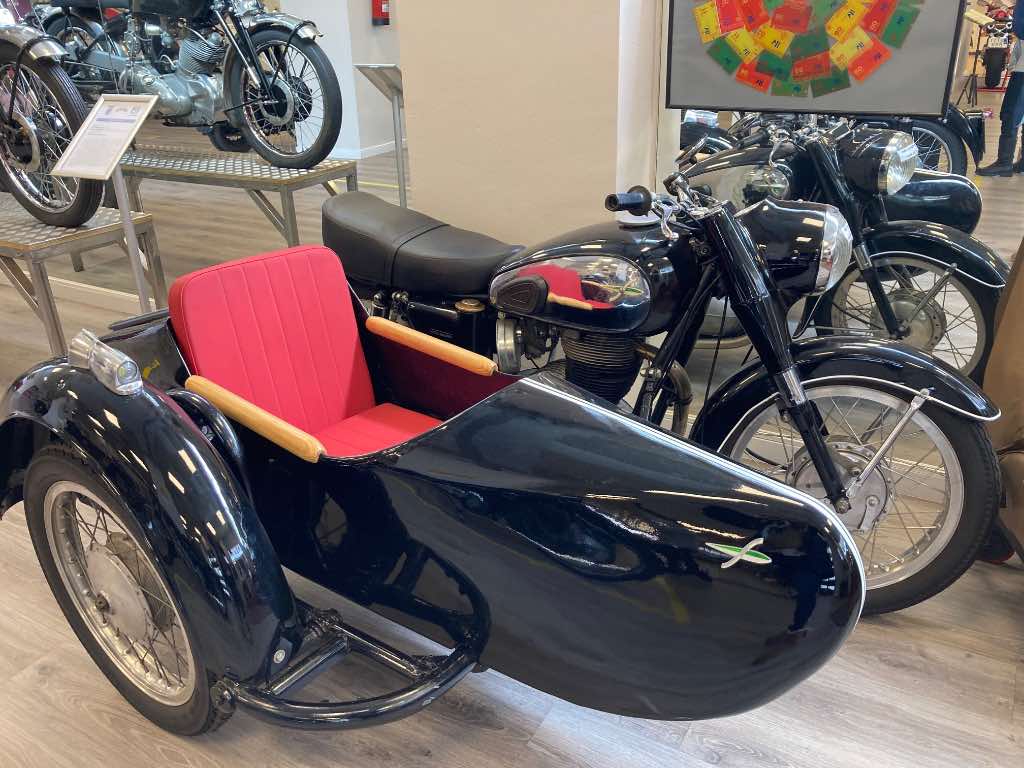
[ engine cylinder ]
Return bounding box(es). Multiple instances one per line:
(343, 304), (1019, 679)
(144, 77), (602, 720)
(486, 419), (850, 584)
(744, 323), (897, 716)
(561, 334), (641, 405)
(179, 32), (224, 76)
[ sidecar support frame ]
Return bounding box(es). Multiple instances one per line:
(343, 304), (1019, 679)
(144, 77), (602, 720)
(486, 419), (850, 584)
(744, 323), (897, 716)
(215, 602), (481, 731)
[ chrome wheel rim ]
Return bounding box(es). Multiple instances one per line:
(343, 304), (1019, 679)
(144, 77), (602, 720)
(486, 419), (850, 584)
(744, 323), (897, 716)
(911, 126), (952, 173)
(241, 41), (327, 160)
(43, 482), (196, 706)
(829, 257), (986, 376)
(0, 65), (80, 213)
(728, 385), (964, 590)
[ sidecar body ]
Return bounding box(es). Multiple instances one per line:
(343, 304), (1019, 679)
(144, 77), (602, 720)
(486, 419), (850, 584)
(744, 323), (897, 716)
(0, 246), (864, 731)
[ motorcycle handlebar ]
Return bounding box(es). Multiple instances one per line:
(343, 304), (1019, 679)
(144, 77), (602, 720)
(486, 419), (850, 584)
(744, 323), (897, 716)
(736, 129), (768, 149)
(605, 185), (653, 216)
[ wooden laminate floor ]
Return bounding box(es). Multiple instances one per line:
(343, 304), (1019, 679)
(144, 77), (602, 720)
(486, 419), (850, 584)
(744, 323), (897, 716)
(0, 103), (1022, 767)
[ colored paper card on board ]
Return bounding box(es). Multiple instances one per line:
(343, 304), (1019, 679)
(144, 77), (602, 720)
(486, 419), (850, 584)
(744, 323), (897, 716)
(764, 0), (787, 10)
(694, 0), (723, 43)
(772, 0), (813, 33)
(789, 27), (830, 59)
(754, 24), (795, 56)
(707, 36), (743, 73)
(738, 0), (771, 29)
(881, 3), (920, 48)
(756, 50), (793, 78)
(810, 66), (852, 97)
(829, 25), (872, 69)
(849, 38), (891, 80)
(726, 26), (763, 63)
(861, 0), (898, 35)
(772, 76), (810, 96)
(825, 0), (869, 42)
(810, 0), (844, 24)
(791, 50), (832, 81)
(715, 0), (746, 33)
(736, 60), (774, 92)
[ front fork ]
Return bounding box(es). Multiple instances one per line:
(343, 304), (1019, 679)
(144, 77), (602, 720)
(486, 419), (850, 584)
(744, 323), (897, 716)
(854, 242), (904, 337)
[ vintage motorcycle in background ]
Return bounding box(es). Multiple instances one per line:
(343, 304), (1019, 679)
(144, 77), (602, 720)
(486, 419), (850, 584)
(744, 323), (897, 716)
(982, 8), (1015, 89)
(33, 0), (342, 168)
(681, 120), (1007, 382)
(0, 2), (102, 226)
(322, 137), (1002, 615)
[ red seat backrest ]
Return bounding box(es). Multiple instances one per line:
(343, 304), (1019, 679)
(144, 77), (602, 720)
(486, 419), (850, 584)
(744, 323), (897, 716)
(168, 246), (376, 435)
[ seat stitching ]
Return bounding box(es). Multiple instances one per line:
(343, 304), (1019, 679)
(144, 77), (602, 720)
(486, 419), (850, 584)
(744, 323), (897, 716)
(306, 254), (354, 420)
(253, 260), (311, 430)
(216, 271), (267, 408)
(279, 257), (330, 429)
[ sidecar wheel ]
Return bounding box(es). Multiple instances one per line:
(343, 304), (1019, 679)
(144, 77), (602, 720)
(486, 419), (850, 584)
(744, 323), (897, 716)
(24, 447), (227, 735)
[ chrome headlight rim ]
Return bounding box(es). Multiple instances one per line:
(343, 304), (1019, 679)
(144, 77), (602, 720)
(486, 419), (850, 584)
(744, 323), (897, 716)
(814, 207), (854, 294)
(878, 133), (919, 195)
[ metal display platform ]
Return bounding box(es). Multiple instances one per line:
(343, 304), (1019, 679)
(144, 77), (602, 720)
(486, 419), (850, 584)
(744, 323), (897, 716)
(120, 148), (360, 246)
(0, 203), (164, 354)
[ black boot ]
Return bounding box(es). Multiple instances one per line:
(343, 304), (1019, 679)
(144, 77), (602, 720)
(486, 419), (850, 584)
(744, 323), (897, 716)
(1015, 128), (1024, 174)
(978, 134), (1017, 177)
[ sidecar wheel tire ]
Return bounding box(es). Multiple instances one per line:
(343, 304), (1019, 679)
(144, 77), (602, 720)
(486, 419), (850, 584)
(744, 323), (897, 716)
(24, 447), (228, 735)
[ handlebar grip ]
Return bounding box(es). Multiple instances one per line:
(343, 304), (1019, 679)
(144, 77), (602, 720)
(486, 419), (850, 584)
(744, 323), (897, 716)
(604, 185), (653, 216)
(736, 130), (767, 149)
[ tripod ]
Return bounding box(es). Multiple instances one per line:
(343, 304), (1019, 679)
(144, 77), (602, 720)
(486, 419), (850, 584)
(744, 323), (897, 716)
(958, 24), (985, 107)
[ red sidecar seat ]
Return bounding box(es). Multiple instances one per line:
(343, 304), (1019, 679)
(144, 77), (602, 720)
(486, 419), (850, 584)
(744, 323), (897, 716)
(168, 246), (441, 458)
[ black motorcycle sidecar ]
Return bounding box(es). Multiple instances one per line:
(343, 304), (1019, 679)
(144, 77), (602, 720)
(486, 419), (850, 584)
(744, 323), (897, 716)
(0, 246), (864, 733)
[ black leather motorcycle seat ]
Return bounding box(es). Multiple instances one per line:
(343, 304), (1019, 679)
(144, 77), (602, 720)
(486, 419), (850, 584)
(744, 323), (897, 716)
(323, 192), (522, 296)
(49, 0), (130, 8)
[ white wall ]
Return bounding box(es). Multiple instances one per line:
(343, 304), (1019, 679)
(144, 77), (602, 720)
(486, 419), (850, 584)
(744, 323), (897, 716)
(282, 0), (400, 159)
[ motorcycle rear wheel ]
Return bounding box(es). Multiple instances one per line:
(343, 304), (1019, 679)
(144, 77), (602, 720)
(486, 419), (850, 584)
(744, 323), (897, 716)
(909, 119), (967, 175)
(0, 49), (102, 227)
(227, 30), (342, 170)
(721, 383), (999, 615)
(984, 47), (1007, 89)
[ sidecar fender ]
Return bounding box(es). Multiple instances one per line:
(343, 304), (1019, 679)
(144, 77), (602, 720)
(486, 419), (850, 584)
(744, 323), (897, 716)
(0, 362), (300, 682)
(863, 220), (1009, 290)
(691, 337), (1001, 452)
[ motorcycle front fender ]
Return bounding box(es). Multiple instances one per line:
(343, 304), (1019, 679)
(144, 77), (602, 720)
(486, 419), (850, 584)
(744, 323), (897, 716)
(0, 23), (67, 63)
(690, 336), (1001, 452)
(863, 220), (1009, 290)
(236, 12), (319, 40)
(881, 170), (982, 234)
(0, 362), (301, 683)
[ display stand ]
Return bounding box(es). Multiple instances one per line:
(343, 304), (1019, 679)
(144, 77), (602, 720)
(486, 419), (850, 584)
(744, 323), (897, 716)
(119, 149), (359, 246)
(0, 203), (163, 354)
(958, 8), (997, 107)
(356, 64), (408, 208)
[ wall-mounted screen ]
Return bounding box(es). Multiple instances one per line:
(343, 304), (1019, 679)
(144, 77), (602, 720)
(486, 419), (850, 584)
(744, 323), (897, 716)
(666, 0), (967, 117)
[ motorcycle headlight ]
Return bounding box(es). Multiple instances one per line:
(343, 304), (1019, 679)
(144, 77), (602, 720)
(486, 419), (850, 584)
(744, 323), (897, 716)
(878, 133), (919, 195)
(817, 206), (854, 293)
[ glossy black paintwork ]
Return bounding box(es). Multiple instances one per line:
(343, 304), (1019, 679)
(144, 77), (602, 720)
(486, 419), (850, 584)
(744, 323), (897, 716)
(690, 336), (1000, 450)
(0, 363), (302, 681)
(882, 170), (983, 234)
(493, 221), (696, 336)
(738, 198), (831, 296)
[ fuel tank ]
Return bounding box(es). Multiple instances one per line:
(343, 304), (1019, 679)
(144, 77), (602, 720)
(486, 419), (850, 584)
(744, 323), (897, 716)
(489, 221), (697, 336)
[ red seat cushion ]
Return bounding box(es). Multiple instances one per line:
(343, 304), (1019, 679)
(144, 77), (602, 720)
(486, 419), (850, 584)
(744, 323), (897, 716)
(314, 404), (442, 457)
(169, 246), (441, 457)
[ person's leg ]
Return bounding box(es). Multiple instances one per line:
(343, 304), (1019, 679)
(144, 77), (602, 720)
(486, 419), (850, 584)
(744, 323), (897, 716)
(980, 72), (1024, 176)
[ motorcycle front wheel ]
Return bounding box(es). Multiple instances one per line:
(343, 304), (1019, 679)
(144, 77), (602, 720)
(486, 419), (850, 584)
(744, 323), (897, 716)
(0, 49), (102, 227)
(908, 119), (967, 175)
(812, 255), (997, 383)
(226, 30), (342, 169)
(722, 383), (999, 614)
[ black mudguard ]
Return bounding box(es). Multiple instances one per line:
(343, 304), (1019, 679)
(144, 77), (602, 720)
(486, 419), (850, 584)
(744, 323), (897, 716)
(0, 363), (300, 682)
(282, 373), (864, 721)
(944, 104), (986, 165)
(881, 170), (983, 234)
(863, 220), (1009, 290)
(691, 337), (1000, 452)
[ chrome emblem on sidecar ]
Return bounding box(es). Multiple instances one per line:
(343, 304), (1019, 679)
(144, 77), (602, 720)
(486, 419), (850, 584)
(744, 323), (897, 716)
(707, 538), (772, 568)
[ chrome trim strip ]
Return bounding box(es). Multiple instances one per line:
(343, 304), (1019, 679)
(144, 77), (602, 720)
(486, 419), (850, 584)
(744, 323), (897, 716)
(864, 250), (1006, 289)
(715, 374), (1001, 452)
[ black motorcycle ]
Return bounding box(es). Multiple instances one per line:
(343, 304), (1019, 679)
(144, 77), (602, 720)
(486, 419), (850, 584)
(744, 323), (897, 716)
(681, 119), (1007, 382)
(323, 154), (1001, 616)
(682, 104), (987, 176)
(34, 0), (342, 168)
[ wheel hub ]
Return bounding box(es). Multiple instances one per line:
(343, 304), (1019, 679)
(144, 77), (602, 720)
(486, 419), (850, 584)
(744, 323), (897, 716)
(84, 534), (154, 641)
(259, 80), (296, 127)
(874, 288), (946, 352)
(2, 112), (42, 172)
(787, 441), (890, 532)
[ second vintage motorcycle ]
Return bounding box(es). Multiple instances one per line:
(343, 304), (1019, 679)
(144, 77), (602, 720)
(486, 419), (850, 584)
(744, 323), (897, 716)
(322, 149), (1002, 615)
(34, 0), (342, 168)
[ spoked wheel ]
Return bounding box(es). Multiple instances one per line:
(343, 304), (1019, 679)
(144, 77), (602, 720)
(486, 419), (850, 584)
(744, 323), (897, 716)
(25, 448), (225, 734)
(814, 256), (996, 382)
(908, 119), (967, 175)
(723, 384), (999, 614)
(227, 29), (342, 169)
(0, 46), (102, 227)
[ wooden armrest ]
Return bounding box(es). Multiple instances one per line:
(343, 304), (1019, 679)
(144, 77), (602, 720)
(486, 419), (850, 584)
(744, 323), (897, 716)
(185, 376), (324, 463)
(365, 316), (497, 377)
